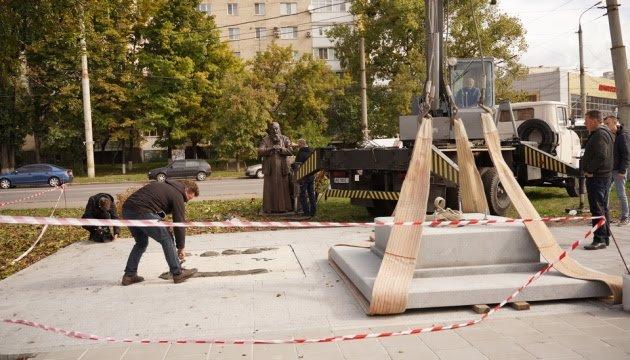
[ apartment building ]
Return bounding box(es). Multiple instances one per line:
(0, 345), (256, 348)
(199, 0), (352, 71)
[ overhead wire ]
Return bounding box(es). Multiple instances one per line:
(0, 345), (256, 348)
(220, 13), (353, 39)
(216, 2), (350, 29)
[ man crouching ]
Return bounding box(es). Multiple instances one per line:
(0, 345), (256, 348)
(121, 179), (199, 285)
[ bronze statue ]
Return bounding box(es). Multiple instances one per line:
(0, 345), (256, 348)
(258, 122), (293, 213)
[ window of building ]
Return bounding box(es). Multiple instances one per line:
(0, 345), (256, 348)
(198, 3), (211, 14)
(254, 3), (265, 15)
(228, 28), (240, 40)
(233, 51), (241, 57)
(570, 94), (617, 118)
(280, 26), (298, 39)
(311, 0), (347, 12)
(293, 51), (300, 59)
(255, 27), (267, 39)
(143, 129), (159, 137)
(280, 2), (297, 14)
(316, 47), (336, 60)
(316, 26), (331, 37)
(227, 3), (238, 15)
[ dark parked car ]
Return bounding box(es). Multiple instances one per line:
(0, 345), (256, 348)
(0, 164), (73, 189)
(148, 159), (211, 182)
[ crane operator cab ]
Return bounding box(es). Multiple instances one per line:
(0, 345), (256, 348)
(400, 57), (496, 144)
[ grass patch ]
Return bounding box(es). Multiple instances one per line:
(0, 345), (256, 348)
(1, 183), (627, 280)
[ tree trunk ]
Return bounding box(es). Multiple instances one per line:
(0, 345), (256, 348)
(33, 132), (42, 163)
(128, 131), (134, 170)
(121, 139), (126, 174)
(0, 143), (10, 174)
(8, 145), (15, 170)
(236, 158), (241, 172)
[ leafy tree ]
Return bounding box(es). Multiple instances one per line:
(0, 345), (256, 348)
(137, 0), (239, 157)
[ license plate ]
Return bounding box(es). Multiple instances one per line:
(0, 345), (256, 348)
(333, 177), (349, 184)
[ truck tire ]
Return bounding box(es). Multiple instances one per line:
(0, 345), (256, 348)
(480, 167), (511, 216)
(518, 118), (558, 154)
(367, 200), (396, 218)
(565, 177), (579, 197)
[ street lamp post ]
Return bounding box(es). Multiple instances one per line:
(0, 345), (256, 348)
(577, 1), (601, 118)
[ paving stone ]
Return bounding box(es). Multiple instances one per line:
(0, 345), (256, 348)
(572, 344), (630, 360)
(520, 341), (578, 359)
(121, 344), (170, 360)
(251, 344), (297, 360)
(483, 319), (540, 337)
(33, 349), (88, 360)
(602, 337), (630, 354)
(337, 338), (389, 358)
(418, 331), (471, 351)
(578, 325), (630, 338)
(549, 334), (610, 351)
(383, 344), (438, 360)
(455, 327), (504, 342)
(296, 345), (344, 360)
(434, 347), (488, 360)
(467, 339), (529, 358)
(526, 322), (584, 336)
(209, 344), (252, 360)
(556, 313), (611, 328)
(604, 317), (630, 331)
(163, 343), (211, 359)
(79, 345), (130, 360)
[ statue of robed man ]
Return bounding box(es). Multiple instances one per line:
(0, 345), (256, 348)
(258, 122), (293, 213)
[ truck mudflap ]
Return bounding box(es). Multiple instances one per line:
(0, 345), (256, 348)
(518, 143), (579, 177)
(324, 189), (400, 201)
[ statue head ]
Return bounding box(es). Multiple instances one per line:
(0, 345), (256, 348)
(267, 122), (282, 137)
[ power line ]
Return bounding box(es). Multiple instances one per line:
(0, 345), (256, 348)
(216, 2), (350, 29)
(226, 20), (355, 43)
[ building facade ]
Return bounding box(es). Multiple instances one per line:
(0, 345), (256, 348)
(199, 0), (351, 71)
(512, 66), (618, 118)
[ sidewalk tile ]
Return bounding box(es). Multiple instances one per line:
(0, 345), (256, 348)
(121, 344), (169, 360)
(526, 322), (583, 336)
(34, 349), (88, 360)
(520, 341), (578, 359)
(418, 331), (471, 351)
(455, 327), (504, 342)
(467, 339), (529, 358)
(604, 317), (630, 330)
(556, 313), (611, 328)
(209, 344), (252, 360)
(602, 337), (630, 353)
(252, 344), (297, 360)
(549, 334), (610, 350)
(578, 325), (629, 338)
(434, 348), (487, 360)
(383, 345), (438, 360)
(572, 344), (630, 360)
(163, 343), (211, 359)
(80, 345), (129, 360)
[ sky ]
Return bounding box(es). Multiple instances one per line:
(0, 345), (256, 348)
(498, 0), (630, 76)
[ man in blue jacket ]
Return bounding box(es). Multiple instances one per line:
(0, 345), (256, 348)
(604, 115), (630, 226)
(455, 78), (481, 108)
(581, 110), (614, 250)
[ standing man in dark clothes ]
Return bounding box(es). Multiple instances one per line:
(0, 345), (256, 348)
(295, 139), (317, 217)
(581, 110), (614, 250)
(604, 115), (630, 226)
(81, 193), (120, 242)
(121, 179), (199, 285)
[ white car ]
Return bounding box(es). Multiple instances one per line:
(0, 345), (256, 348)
(245, 164), (264, 178)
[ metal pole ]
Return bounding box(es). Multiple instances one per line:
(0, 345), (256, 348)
(578, 24), (587, 118)
(359, 35), (369, 141)
(605, 0), (630, 127)
(80, 19), (95, 178)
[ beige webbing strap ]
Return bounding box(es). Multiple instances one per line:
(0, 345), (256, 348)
(453, 118), (489, 213)
(481, 113), (622, 302)
(368, 118), (433, 315)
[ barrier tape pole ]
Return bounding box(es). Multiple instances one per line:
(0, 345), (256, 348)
(0, 215), (605, 229)
(0, 185), (64, 209)
(1, 220), (606, 345)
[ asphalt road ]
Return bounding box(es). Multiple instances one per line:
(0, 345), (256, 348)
(0, 178), (263, 209)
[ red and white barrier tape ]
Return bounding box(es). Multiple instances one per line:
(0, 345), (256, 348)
(2, 219), (606, 345)
(0, 214), (604, 229)
(0, 185), (64, 208)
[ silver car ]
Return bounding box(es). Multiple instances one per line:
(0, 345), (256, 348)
(245, 164), (263, 178)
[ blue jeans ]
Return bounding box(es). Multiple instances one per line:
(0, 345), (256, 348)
(299, 179), (317, 216)
(123, 210), (182, 276)
(586, 177), (612, 244)
(611, 171), (629, 220)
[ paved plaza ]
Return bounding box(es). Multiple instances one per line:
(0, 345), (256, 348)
(1, 223), (629, 359)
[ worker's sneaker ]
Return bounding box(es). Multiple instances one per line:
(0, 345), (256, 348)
(173, 268), (198, 284)
(121, 274), (145, 286)
(584, 241), (606, 250)
(618, 218), (629, 226)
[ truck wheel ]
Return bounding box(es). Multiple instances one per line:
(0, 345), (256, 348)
(565, 178), (579, 197)
(518, 118), (558, 154)
(480, 168), (511, 216)
(367, 200), (396, 218)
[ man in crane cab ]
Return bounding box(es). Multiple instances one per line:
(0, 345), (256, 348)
(455, 77), (481, 108)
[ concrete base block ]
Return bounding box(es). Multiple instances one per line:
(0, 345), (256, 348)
(624, 273), (630, 312)
(329, 246), (611, 311)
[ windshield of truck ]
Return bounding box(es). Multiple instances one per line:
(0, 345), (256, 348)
(450, 60), (494, 108)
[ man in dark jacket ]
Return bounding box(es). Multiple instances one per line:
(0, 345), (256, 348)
(81, 193), (120, 242)
(604, 115), (630, 226)
(581, 110), (614, 250)
(121, 179), (199, 285)
(294, 139), (316, 217)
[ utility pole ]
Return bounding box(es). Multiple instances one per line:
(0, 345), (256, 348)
(358, 17), (369, 141)
(80, 15), (95, 178)
(605, 0), (630, 127)
(578, 2), (601, 118)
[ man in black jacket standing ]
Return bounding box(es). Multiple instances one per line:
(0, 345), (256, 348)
(295, 139), (317, 217)
(604, 115), (630, 226)
(121, 179), (199, 285)
(581, 110), (614, 250)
